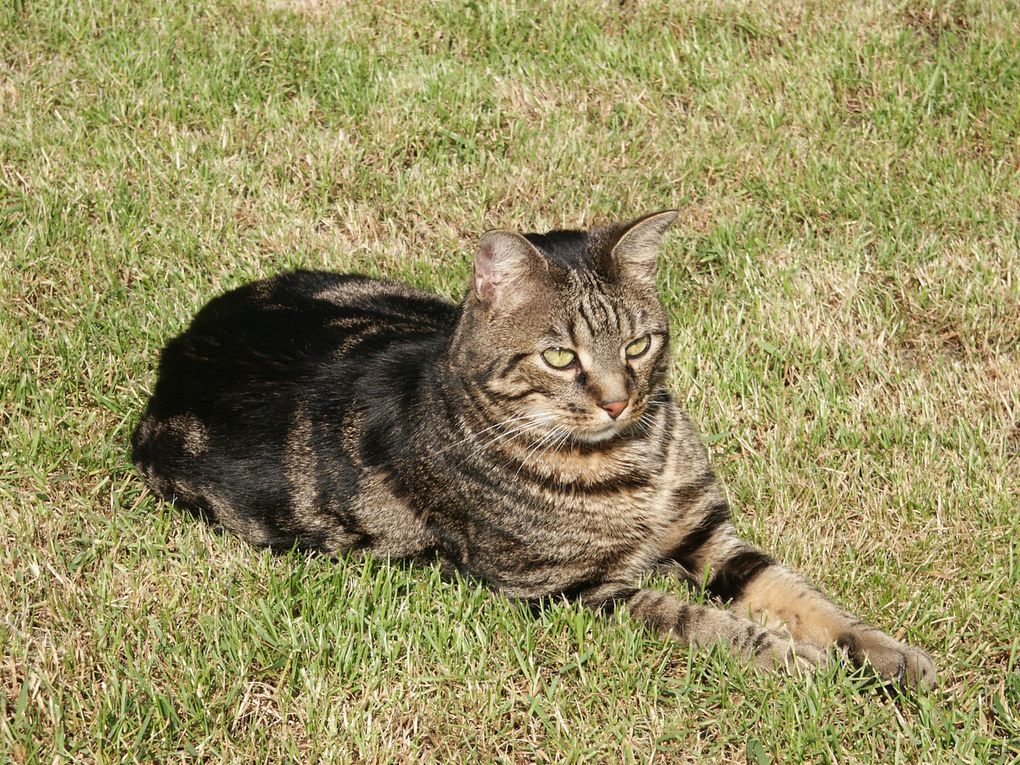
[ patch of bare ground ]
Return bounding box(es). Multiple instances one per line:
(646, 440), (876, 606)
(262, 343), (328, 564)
(260, 0), (346, 15)
(901, 0), (971, 43)
(231, 680), (314, 757)
(765, 251), (891, 358)
(890, 242), (1020, 364)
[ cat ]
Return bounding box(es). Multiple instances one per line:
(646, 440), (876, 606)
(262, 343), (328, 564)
(131, 211), (935, 688)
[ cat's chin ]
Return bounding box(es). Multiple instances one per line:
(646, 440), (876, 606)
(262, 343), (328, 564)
(572, 424), (623, 444)
(570, 414), (650, 445)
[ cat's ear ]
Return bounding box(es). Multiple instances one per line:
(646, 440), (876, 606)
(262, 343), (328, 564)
(610, 210), (679, 283)
(473, 230), (544, 310)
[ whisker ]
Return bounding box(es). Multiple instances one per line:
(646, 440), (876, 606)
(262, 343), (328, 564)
(438, 412), (549, 455)
(514, 426), (563, 478)
(528, 428), (572, 475)
(450, 414), (557, 474)
(476, 415), (554, 452)
(551, 428), (573, 454)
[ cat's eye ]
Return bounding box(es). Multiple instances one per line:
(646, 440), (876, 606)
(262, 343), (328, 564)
(625, 335), (651, 359)
(542, 347), (577, 369)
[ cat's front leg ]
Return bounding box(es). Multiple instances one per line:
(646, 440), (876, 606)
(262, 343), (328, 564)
(670, 525), (936, 688)
(719, 551), (935, 688)
(581, 584), (829, 673)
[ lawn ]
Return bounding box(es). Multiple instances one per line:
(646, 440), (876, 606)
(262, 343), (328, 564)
(2, 0), (1018, 762)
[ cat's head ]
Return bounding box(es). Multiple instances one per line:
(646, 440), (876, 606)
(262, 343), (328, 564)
(451, 211), (677, 446)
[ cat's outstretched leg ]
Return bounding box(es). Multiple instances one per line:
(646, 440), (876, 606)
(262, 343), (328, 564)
(717, 545), (934, 688)
(666, 524), (936, 688)
(581, 584), (830, 673)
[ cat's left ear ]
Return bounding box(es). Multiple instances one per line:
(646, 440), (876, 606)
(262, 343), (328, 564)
(610, 210), (679, 283)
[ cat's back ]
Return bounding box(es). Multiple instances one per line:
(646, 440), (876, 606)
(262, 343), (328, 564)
(143, 270), (455, 408)
(131, 270), (458, 547)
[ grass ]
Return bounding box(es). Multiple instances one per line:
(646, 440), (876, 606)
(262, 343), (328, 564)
(1, 0), (1018, 761)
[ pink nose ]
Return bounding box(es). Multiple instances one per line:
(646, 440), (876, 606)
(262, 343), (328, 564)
(600, 399), (628, 420)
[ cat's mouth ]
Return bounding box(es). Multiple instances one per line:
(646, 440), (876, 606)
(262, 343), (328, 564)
(523, 407), (644, 447)
(568, 408), (649, 445)
(573, 416), (647, 444)
(574, 424), (621, 444)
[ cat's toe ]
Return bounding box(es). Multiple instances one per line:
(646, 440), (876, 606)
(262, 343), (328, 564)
(899, 646), (936, 689)
(793, 641), (832, 671)
(839, 631), (936, 690)
(755, 636), (828, 675)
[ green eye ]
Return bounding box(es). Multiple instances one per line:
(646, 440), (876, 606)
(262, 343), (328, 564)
(542, 347), (577, 369)
(625, 335), (650, 358)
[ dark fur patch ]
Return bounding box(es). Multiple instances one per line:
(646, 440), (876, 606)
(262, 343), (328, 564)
(663, 497), (730, 569)
(707, 549), (775, 603)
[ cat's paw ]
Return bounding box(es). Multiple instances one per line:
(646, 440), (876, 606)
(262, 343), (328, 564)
(755, 635), (831, 675)
(837, 630), (936, 690)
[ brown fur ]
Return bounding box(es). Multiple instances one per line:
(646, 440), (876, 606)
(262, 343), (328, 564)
(132, 212), (935, 688)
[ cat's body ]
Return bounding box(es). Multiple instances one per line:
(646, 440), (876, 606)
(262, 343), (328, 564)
(133, 212), (935, 687)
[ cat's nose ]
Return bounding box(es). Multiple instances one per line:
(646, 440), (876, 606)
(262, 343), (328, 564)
(600, 399), (629, 420)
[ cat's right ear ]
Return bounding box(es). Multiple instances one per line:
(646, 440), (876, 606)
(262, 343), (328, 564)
(472, 231), (543, 311)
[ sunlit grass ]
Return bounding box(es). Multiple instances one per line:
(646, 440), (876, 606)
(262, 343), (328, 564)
(2, 0), (1018, 762)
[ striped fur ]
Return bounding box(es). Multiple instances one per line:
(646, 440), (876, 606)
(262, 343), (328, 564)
(132, 212), (935, 688)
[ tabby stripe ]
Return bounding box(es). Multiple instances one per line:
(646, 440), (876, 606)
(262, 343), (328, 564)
(663, 497), (729, 569)
(707, 549), (775, 603)
(457, 455), (538, 504)
(663, 602), (689, 638)
(670, 472), (716, 512)
(593, 293), (614, 329)
(658, 393), (676, 434)
(643, 591), (674, 631)
(445, 385), (499, 447)
(588, 282), (616, 328)
(567, 316), (579, 347)
(577, 294), (594, 329)
(836, 632), (865, 664)
(498, 353), (530, 379)
(636, 589), (666, 614)
(569, 470), (655, 495)
(603, 293), (622, 332)
(468, 374), (535, 407)
(750, 629), (771, 656)
(345, 328), (437, 358)
(348, 533), (375, 552)
(599, 587), (640, 615)
(471, 358), (502, 386)
(365, 295), (459, 328)
(486, 386), (543, 403)
(739, 623), (759, 651)
(579, 292), (599, 328)
(505, 455), (657, 495)
(577, 304), (596, 341)
(461, 377), (509, 420)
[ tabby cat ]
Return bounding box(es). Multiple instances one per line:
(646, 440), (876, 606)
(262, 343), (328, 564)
(132, 211), (935, 687)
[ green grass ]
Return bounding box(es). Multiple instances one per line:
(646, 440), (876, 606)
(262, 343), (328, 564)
(2, 0), (1018, 761)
